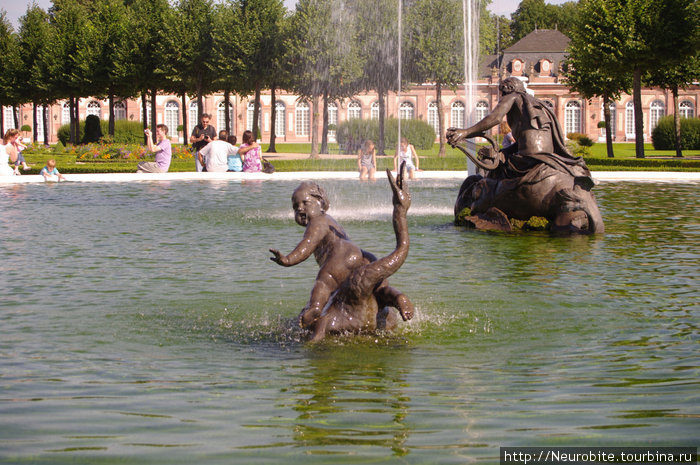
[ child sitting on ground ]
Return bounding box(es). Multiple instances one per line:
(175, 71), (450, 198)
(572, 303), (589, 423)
(39, 159), (66, 182)
(13, 138), (30, 174)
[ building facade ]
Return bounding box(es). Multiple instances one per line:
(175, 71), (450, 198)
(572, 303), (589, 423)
(4, 29), (698, 146)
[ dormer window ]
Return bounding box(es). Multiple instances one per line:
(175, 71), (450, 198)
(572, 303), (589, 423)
(540, 59), (552, 76)
(511, 59), (524, 75)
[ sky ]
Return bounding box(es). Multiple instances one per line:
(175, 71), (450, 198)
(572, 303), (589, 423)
(1, 0), (571, 31)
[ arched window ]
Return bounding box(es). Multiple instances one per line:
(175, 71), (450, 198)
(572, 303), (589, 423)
(542, 99), (554, 109)
(625, 101), (635, 137)
(35, 105), (45, 142)
(649, 100), (665, 129)
(141, 104), (151, 125)
(475, 100), (489, 122)
(275, 101), (286, 137)
(371, 102), (379, 120)
(247, 102), (262, 132)
(427, 101), (439, 134)
(218, 100), (234, 132)
(399, 101), (414, 120)
(295, 101), (310, 136)
(451, 101), (465, 128)
(114, 101), (127, 121)
(164, 101), (179, 135)
(565, 100), (581, 135)
(600, 102), (616, 139)
(2, 107), (15, 130)
(189, 101), (198, 126)
(86, 101), (101, 118)
(348, 101), (362, 120)
(327, 102), (337, 141)
(679, 100), (694, 119)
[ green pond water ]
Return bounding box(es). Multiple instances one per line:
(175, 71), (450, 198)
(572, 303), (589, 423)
(1, 178), (698, 464)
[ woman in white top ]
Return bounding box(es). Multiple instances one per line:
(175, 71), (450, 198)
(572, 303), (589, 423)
(0, 129), (20, 176)
(393, 137), (420, 179)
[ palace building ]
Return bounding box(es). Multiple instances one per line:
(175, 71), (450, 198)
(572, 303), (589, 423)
(5, 29), (698, 146)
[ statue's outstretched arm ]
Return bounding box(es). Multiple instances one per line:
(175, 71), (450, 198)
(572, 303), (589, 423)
(447, 94), (515, 144)
(270, 222), (322, 266)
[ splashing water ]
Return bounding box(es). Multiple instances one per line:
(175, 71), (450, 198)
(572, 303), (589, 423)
(463, 0), (480, 174)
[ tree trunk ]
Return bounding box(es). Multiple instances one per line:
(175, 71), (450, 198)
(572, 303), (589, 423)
(13, 105), (19, 131)
(633, 67), (645, 158)
(42, 104), (49, 147)
(437, 82), (445, 157)
(224, 89), (231, 134)
(197, 77), (204, 121)
(310, 95), (320, 159)
(320, 90), (329, 154)
(253, 83), (261, 141)
(268, 84), (277, 152)
(108, 93), (115, 137)
(150, 89), (157, 144)
(603, 93), (614, 158)
(181, 91), (188, 146)
(377, 90), (386, 155)
(141, 91), (148, 145)
(32, 102), (38, 143)
(69, 97), (76, 145)
(0, 105), (4, 136)
(73, 98), (81, 144)
(672, 85), (682, 158)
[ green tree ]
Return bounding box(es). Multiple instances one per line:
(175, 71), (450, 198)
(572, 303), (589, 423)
(0, 11), (22, 134)
(643, 0), (699, 157)
(238, 0), (288, 145)
(90, 0), (138, 138)
(647, 56), (700, 157)
(405, 0), (463, 157)
(352, 0), (399, 155)
(171, 0), (217, 120)
(128, 0), (175, 143)
(210, 1), (248, 138)
(18, 4), (55, 144)
(510, 0), (578, 42)
(288, 0), (361, 157)
(49, 0), (98, 144)
(565, 0), (632, 158)
(622, 0), (697, 158)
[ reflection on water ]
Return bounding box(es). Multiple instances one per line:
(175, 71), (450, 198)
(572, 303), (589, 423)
(0, 179), (698, 463)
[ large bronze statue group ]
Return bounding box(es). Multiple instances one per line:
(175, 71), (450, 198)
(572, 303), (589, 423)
(270, 77), (604, 341)
(447, 77), (604, 234)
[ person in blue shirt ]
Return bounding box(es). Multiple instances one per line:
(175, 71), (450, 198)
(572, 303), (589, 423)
(39, 159), (66, 181)
(226, 134), (242, 172)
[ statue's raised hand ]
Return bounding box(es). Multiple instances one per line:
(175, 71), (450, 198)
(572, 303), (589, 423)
(446, 127), (466, 147)
(269, 248), (288, 266)
(387, 161), (411, 212)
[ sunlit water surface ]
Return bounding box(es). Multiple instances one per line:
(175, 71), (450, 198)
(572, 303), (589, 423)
(1, 179), (698, 464)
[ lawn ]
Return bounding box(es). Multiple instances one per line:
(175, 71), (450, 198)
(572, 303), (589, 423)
(15, 141), (700, 174)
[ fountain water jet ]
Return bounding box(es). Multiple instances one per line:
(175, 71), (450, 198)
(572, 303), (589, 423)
(463, 0), (480, 175)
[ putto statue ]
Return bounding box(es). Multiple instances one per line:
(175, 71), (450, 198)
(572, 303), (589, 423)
(270, 165), (414, 342)
(447, 77), (604, 234)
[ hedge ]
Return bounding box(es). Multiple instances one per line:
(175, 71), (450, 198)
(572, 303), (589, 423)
(651, 116), (700, 150)
(57, 119), (146, 145)
(336, 118), (435, 153)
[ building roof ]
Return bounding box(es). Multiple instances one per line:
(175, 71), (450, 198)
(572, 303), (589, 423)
(500, 29), (571, 77)
(505, 29), (570, 53)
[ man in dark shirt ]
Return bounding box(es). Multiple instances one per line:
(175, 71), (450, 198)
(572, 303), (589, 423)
(190, 113), (217, 172)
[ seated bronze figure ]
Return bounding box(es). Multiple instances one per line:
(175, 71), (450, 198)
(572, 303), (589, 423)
(447, 77), (604, 234)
